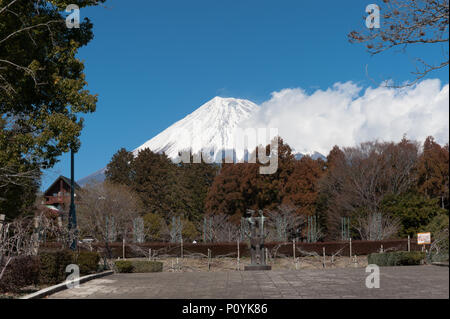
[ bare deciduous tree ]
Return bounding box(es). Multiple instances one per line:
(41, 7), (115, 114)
(203, 214), (241, 243)
(266, 205), (305, 242)
(77, 182), (141, 258)
(0, 166), (39, 188)
(0, 215), (37, 281)
(0, 166), (40, 201)
(354, 212), (401, 240)
(348, 0), (449, 86)
(321, 139), (419, 239)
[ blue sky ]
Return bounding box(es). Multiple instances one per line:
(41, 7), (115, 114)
(41, 0), (449, 190)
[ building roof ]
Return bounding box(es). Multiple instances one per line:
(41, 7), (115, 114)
(44, 175), (81, 197)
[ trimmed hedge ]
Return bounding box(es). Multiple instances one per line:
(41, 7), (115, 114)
(73, 251), (100, 275)
(38, 250), (101, 284)
(114, 260), (163, 273)
(114, 260), (133, 273)
(0, 256), (40, 293)
(38, 250), (74, 284)
(0, 250), (101, 293)
(368, 251), (425, 266)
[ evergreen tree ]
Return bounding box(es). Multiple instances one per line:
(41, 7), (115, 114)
(1, 0), (107, 218)
(1, 0), (106, 167)
(105, 148), (134, 185)
(205, 137), (300, 222)
(382, 192), (447, 237)
(205, 163), (248, 223)
(282, 156), (325, 216)
(178, 158), (218, 222)
(131, 148), (180, 216)
(417, 136), (449, 209)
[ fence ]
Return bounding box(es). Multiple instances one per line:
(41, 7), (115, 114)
(38, 239), (421, 259)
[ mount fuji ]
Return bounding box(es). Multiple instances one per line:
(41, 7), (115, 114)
(78, 96), (325, 185)
(133, 96), (259, 160)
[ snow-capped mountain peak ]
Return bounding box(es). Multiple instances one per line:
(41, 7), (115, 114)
(133, 97), (259, 159)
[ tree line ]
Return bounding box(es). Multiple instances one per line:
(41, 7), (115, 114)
(103, 136), (449, 242)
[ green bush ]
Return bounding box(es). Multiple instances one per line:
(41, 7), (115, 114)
(114, 260), (163, 273)
(38, 250), (74, 284)
(131, 260), (163, 273)
(114, 260), (134, 273)
(426, 214), (449, 263)
(368, 251), (425, 266)
(0, 256), (40, 293)
(74, 251), (100, 275)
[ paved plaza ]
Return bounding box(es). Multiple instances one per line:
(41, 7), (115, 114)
(49, 265), (449, 299)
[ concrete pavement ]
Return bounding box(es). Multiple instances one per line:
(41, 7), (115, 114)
(48, 265), (449, 299)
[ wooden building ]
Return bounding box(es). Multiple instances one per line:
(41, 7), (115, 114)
(43, 175), (80, 215)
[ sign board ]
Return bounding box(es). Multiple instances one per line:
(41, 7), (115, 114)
(417, 232), (431, 245)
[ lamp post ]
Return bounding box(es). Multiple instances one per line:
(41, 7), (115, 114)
(68, 148), (77, 250)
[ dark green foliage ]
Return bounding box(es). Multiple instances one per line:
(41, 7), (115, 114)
(368, 251), (425, 266)
(1, 0), (106, 218)
(426, 214), (449, 263)
(427, 213), (449, 235)
(105, 148), (134, 185)
(178, 160), (218, 222)
(0, 165), (39, 220)
(105, 137), (448, 242)
(143, 213), (164, 241)
(131, 148), (181, 215)
(114, 260), (134, 273)
(73, 251), (100, 275)
(38, 250), (74, 284)
(382, 192), (447, 237)
(1, 250), (101, 292)
(0, 0), (106, 167)
(0, 256), (40, 293)
(106, 148), (218, 223)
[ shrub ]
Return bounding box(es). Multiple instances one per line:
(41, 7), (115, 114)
(143, 213), (164, 241)
(181, 219), (199, 242)
(131, 260), (163, 273)
(114, 260), (163, 273)
(74, 251), (100, 275)
(368, 251), (425, 266)
(38, 250), (74, 284)
(0, 256), (40, 293)
(426, 214), (449, 263)
(114, 260), (133, 273)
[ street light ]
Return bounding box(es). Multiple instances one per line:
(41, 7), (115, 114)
(68, 148), (77, 250)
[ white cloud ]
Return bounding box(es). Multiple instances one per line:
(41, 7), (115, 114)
(242, 79), (449, 155)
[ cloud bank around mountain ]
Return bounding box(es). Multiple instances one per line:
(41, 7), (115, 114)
(243, 79), (449, 155)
